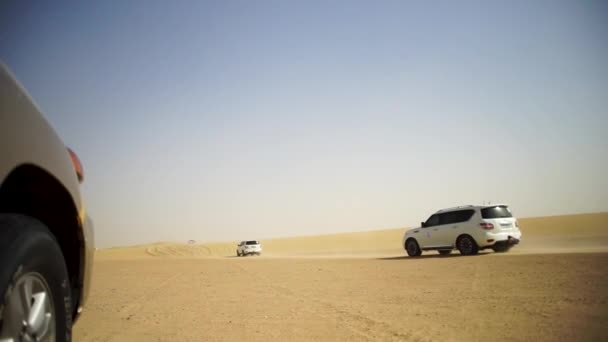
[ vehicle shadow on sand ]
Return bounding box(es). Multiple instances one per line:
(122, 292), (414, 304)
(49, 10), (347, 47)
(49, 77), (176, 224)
(225, 255), (264, 258)
(378, 253), (488, 261)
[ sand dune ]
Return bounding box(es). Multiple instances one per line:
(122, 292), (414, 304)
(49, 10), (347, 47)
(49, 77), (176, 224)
(96, 212), (608, 259)
(75, 212), (608, 341)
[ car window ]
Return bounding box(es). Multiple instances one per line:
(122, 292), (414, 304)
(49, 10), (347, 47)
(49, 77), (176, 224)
(245, 241), (259, 245)
(438, 210), (475, 225)
(438, 212), (452, 225)
(481, 206), (512, 219)
(452, 210), (475, 223)
(425, 214), (440, 227)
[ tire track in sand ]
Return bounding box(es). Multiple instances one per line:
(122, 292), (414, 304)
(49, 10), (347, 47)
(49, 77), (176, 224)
(117, 272), (184, 320)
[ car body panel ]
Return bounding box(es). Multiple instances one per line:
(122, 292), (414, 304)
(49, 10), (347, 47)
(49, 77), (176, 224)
(0, 63), (94, 315)
(432, 222), (456, 247)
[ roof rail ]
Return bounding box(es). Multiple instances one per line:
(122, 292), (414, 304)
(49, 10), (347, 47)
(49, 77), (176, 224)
(437, 205), (474, 212)
(480, 203), (507, 208)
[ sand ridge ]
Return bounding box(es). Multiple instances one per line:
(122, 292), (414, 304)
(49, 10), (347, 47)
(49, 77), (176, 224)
(96, 212), (608, 259)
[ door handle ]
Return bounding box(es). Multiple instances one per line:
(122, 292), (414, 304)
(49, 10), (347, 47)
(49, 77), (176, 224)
(452, 226), (457, 228)
(433, 229), (438, 231)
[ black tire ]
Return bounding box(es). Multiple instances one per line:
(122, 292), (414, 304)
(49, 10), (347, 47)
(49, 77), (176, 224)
(0, 214), (72, 342)
(405, 239), (422, 257)
(438, 250), (452, 256)
(457, 235), (479, 256)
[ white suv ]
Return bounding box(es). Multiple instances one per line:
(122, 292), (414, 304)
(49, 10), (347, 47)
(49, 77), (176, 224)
(237, 240), (262, 256)
(403, 204), (521, 256)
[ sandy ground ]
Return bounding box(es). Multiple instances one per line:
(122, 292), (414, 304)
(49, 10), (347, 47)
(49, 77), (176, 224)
(75, 213), (608, 341)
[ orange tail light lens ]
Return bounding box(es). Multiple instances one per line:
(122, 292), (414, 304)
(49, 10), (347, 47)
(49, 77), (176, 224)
(67, 148), (84, 183)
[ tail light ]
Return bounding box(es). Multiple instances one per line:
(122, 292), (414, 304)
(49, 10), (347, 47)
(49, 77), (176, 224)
(480, 222), (494, 230)
(515, 221), (519, 228)
(67, 148), (84, 183)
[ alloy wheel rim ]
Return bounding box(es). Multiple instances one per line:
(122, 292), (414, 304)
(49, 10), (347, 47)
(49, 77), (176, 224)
(407, 241), (417, 254)
(0, 272), (56, 342)
(461, 238), (472, 253)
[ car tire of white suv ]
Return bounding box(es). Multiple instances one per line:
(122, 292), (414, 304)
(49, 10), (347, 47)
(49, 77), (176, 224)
(456, 235), (479, 256)
(405, 238), (422, 257)
(0, 214), (73, 342)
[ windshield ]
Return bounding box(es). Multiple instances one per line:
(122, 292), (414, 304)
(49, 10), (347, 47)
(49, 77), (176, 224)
(245, 241), (259, 245)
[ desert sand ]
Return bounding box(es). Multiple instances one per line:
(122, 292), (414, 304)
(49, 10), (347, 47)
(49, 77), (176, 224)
(75, 213), (608, 341)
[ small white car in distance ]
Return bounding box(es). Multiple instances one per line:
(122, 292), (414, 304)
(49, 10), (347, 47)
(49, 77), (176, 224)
(403, 204), (522, 256)
(237, 240), (262, 256)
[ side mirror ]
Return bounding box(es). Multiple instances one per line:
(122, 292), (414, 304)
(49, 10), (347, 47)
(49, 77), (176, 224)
(421, 221), (426, 228)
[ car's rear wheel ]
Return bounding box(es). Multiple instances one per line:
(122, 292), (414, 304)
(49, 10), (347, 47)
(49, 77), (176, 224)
(405, 239), (422, 257)
(0, 214), (72, 342)
(457, 235), (479, 256)
(438, 250), (452, 256)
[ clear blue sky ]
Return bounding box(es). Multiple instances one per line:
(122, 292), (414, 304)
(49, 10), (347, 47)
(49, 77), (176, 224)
(1, 1), (607, 247)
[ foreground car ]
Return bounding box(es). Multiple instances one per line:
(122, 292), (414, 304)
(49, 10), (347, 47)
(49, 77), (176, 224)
(403, 204), (521, 256)
(237, 240), (262, 256)
(0, 64), (94, 341)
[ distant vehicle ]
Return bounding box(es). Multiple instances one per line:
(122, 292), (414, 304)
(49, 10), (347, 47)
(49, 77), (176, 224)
(237, 240), (262, 256)
(0, 63), (94, 341)
(403, 204), (521, 256)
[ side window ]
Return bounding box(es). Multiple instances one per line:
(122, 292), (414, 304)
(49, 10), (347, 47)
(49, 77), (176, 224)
(440, 210), (475, 225)
(451, 210), (474, 223)
(425, 214), (440, 227)
(459, 210), (475, 223)
(438, 212), (453, 225)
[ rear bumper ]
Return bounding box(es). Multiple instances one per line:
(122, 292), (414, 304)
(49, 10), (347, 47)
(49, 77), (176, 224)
(492, 236), (520, 248)
(241, 247), (262, 255)
(242, 250), (262, 255)
(479, 231), (522, 248)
